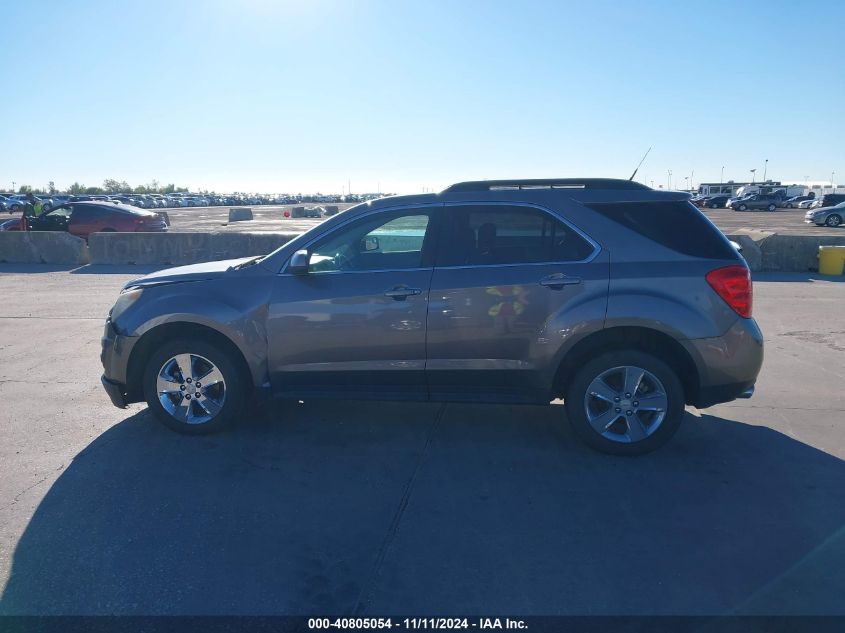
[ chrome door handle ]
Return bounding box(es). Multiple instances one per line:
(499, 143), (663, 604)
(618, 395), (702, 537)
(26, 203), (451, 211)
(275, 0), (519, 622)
(539, 273), (582, 289)
(384, 286), (422, 300)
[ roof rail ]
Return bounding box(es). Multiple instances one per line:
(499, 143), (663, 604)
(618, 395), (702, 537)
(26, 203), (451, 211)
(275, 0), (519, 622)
(442, 178), (651, 193)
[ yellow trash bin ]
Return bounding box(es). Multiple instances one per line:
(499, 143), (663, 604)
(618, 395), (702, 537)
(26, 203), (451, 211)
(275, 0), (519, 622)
(818, 245), (845, 275)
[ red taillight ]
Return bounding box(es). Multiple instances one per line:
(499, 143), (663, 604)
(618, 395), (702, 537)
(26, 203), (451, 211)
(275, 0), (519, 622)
(706, 265), (753, 318)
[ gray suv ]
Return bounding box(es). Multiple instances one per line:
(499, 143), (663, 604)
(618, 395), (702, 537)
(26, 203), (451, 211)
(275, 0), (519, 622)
(101, 179), (763, 454)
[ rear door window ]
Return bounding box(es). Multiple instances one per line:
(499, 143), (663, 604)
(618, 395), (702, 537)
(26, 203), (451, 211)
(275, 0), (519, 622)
(436, 204), (595, 267)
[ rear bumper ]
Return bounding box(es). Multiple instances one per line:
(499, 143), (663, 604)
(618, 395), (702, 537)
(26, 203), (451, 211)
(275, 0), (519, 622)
(694, 381), (756, 408)
(682, 317), (764, 408)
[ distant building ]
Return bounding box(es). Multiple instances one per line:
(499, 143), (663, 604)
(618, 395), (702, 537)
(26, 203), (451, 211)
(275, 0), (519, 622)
(698, 179), (844, 197)
(697, 181), (781, 197)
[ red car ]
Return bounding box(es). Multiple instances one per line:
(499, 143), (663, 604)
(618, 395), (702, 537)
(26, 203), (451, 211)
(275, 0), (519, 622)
(1, 201), (168, 240)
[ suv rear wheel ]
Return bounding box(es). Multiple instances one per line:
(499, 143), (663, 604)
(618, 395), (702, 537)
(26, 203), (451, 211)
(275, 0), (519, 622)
(564, 350), (685, 455)
(143, 337), (246, 434)
(767, 203), (777, 212)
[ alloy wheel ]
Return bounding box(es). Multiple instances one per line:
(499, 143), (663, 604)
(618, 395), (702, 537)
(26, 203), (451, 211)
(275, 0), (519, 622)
(583, 365), (668, 444)
(156, 353), (226, 424)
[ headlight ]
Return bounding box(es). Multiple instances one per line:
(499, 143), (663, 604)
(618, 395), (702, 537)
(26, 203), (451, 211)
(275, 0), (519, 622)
(110, 287), (143, 323)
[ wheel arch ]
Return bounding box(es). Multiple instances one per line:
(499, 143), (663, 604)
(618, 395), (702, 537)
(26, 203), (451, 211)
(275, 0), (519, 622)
(553, 326), (700, 405)
(125, 321), (254, 403)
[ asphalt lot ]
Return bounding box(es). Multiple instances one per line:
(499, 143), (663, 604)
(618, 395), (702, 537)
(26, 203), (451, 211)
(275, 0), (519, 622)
(0, 265), (844, 615)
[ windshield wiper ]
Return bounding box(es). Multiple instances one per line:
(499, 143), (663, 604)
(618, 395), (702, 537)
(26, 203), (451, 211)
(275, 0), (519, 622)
(230, 256), (262, 270)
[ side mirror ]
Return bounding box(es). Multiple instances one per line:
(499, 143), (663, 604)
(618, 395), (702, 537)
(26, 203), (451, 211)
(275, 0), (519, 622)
(288, 249), (310, 274)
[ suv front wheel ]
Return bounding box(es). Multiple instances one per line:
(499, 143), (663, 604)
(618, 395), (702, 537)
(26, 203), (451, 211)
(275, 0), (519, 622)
(565, 350), (685, 455)
(143, 337), (246, 434)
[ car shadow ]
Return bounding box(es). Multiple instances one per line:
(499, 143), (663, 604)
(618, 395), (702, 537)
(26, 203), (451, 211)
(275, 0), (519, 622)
(1, 403), (843, 615)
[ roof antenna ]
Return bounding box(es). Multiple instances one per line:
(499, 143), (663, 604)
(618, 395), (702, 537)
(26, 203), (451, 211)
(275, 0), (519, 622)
(629, 146), (652, 181)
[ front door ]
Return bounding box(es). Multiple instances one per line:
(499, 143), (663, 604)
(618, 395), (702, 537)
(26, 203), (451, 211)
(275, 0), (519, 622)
(426, 203), (609, 403)
(267, 206), (439, 400)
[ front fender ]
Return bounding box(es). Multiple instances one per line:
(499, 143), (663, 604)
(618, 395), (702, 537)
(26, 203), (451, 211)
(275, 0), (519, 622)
(116, 278), (271, 387)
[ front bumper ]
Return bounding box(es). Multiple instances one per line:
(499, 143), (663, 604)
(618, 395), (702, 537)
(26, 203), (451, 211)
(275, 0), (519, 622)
(100, 317), (139, 407)
(101, 375), (128, 408)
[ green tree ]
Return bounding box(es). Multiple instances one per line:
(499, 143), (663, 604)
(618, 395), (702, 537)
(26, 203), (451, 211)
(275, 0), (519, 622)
(47, 181), (57, 194)
(18, 185), (32, 194)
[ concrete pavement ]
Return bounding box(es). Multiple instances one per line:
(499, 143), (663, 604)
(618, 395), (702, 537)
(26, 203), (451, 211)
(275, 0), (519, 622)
(0, 265), (843, 615)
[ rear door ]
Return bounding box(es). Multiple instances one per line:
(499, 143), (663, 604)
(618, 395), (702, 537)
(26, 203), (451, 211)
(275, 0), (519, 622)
(426, 203), (609, 403)
(266, 205), (440, 400)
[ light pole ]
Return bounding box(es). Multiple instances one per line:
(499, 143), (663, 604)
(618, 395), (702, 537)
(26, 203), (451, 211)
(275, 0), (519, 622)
(721, 166), (724, 184)
(750, 169), (757, 184)
(763, 159), (768, 181)
(684, 176), (689, 191)
(668, 170), (672, 190)
(832, 171), (836, 188)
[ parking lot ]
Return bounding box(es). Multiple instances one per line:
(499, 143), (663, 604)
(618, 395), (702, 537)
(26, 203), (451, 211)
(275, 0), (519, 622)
(0, 264), (843, 615)
(135, 202), (845, 237)
(4, 200), (842, 238)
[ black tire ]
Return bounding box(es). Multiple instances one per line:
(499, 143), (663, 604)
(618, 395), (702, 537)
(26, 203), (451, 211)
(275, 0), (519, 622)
(564, 350), (685, 456)
(738, 204), (747, 211)
(787, 203), (794, 209)
(825, 214), (842, 228)
(767, 204), (777, 212)
(143, 337), (246, 435)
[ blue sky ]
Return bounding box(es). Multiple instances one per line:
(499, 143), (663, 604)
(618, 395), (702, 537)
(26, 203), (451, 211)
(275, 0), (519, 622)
(1, 0), (843, 194)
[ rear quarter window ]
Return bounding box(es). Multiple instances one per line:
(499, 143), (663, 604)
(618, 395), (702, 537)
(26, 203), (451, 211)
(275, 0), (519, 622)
(586, 201), (738, 259)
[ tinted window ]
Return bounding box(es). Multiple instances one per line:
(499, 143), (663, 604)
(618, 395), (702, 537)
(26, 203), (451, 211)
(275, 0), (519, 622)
(74, 204), (111, 222)
(307, 210), (432, 273)
(436, 205), (595, 267)
(586, 201), (737, 259)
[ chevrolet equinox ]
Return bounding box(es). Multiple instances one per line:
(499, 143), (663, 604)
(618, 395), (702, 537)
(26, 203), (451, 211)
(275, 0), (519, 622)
(101, 179), (763, 455)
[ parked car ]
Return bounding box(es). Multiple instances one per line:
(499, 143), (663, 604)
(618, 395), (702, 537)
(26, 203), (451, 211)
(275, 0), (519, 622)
(111, 195), (141, 206)
(99, 177), (763, 455)
(4, 195), (29, 211)
(701, 195), (730, 209)
(805, 201), (845, 228)
(783, 195), (815, 208)
(817, 193), (845, 208)
(25, 201), (168, 240)
(798, 198), (818, 209)
(0, 217), (21, 230)
(729, 193), (781, 212)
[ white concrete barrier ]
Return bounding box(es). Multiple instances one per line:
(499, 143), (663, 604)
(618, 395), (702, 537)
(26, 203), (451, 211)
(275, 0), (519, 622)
(0, 231), (89, 265)
(228, 207), (253, 222)
(88, 232), (299, 265)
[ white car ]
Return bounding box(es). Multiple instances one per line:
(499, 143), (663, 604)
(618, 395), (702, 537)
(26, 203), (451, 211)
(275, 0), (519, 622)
(798, 199), (819, 209)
